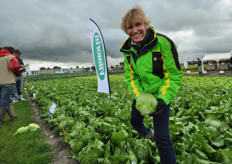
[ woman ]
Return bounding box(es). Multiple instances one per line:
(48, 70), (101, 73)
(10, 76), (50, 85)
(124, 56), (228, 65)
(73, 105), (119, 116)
(120, 5), (183, 163)
(0, 47), (22, 124)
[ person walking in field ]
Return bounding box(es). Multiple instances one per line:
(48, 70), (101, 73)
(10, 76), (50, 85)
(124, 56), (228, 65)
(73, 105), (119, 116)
(197, 58), (202, 75)
(230, 55), (232, 72)
(0, 47), (22, 125)
(120, 5), (183, 163)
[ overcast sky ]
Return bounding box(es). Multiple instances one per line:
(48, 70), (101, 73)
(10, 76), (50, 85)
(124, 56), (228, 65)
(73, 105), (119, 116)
(1, 0), (231, 70)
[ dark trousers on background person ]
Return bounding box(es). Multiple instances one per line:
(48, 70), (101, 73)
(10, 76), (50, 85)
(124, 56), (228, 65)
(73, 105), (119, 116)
(131, 99), (176, 164)
(16, 79), (23, 96)
(13, 79), (23, 98)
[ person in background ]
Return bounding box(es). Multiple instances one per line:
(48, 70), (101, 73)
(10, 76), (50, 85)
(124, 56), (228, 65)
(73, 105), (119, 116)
(0, 47), (22, 124)
(120, 5), (183, 163)
(197, 58), (202, 75)
(230, 55), (232, 72)
(13, 49), (26, 101)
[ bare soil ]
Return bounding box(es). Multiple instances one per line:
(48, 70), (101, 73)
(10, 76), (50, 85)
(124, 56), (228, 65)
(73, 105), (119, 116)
(27, 94), (79, 164)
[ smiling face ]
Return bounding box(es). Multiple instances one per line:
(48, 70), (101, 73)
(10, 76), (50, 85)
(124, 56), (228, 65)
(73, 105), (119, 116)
(126, 17), (146, 44)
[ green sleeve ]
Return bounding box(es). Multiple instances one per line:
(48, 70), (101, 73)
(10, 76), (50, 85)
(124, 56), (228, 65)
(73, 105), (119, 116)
(123, 54), (144, 99)
(157, 41), (183, 104)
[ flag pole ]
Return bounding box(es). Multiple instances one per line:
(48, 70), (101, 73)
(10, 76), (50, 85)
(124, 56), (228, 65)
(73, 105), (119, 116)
(99, 26), (111, 101)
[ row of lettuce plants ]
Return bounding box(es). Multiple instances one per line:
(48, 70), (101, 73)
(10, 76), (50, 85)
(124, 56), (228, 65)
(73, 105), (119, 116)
(24, 75), (232, 164)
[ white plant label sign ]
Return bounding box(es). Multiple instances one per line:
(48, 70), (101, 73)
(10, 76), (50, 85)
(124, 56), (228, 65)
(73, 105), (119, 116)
(48, 102), (57, 116)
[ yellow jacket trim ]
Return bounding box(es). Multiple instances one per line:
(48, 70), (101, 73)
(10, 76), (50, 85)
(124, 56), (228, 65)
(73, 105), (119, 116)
(128, 58), (140, 97)
(161, 56), (170, 95)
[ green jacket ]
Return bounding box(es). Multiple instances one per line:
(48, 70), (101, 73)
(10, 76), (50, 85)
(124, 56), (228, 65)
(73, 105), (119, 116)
(120, 27), (183, 105)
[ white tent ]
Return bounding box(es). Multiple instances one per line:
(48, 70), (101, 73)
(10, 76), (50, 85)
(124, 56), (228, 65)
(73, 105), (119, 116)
(201, 53), (231, 71)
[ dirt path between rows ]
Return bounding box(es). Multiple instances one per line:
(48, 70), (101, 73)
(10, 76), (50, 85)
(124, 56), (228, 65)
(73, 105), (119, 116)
(27, 93), (79, 164)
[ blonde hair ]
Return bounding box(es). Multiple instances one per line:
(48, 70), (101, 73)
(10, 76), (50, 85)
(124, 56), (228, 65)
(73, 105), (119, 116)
(120, 5), (151, 34)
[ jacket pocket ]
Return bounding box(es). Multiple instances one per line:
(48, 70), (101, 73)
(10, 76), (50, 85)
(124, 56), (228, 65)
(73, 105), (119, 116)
(152, 51), (164, 79)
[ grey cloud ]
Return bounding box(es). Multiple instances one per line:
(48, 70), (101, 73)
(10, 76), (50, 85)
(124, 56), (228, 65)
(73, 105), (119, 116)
(0, 0), (231, 68)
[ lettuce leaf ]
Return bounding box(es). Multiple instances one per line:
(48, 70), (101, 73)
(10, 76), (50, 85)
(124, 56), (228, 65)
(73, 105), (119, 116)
(136, 93), (158, 115)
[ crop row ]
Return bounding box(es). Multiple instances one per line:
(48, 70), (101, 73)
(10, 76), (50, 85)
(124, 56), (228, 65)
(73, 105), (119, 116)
(25, 75), (232, 164)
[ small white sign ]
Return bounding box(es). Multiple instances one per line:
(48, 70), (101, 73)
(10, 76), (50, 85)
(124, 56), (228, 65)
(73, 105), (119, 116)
(203, 71), (207, 74)
(48, 102), (57, 116)
(33, 91), (38, 98)
(31, 85), (34, 90)
(187, 71), (191, 74)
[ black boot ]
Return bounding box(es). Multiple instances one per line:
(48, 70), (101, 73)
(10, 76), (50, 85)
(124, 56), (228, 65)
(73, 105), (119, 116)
(142, 128), (154, 141)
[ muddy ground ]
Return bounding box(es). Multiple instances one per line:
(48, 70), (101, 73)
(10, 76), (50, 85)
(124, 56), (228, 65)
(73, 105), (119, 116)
(27, 94), (79, 164)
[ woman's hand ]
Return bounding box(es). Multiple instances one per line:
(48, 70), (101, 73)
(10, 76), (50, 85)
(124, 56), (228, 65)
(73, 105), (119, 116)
(150, 99), (166, 116)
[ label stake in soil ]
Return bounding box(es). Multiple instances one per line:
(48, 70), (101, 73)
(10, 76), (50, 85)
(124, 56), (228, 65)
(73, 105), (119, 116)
(61, 124), (69, 145)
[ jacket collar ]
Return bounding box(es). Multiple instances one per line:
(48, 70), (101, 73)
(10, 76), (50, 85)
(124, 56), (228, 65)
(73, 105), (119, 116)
(120, 26), (157, 56)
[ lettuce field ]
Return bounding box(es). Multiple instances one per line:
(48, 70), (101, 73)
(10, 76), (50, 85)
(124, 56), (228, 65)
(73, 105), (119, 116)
(24, 75), (232, 164)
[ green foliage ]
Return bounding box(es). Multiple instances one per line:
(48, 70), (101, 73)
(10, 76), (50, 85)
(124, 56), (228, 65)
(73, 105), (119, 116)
(13, 126), (29, 136)
(13, 123), (40, 136)
(24, 75), (232, 163)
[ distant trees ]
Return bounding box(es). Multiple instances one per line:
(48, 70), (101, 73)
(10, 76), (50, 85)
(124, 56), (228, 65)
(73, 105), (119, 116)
(40, 66), (61, 70)
(91, 65), (95, 71)
(53, 66), (61, 69)
(183, 60), (207, 65)
(40, 67), (46, 70)
(39, 62), (125, 71)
